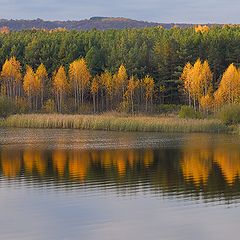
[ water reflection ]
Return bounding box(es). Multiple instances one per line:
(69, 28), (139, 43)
(1, 132), (240, 205)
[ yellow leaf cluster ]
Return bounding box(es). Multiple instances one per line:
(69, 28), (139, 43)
(1, 57), (22, 82)
(143, 75), (154, 100)
(125, 76), (139, 99)
(53, 66), (68, 93)
(214, 63), (240, 106)
(69, 58), (91, 88)
(91, 76), (99, 94)
(195, 25), (210, 33)
(180, 59), (213, 107)
(100, 71), (113, 95)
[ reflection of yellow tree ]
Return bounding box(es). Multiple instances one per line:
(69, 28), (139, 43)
(1, 150), (21, 177)
(181, 150), (212, 185)
(23, 150), (46, 175)
(127, 150), (139, 168)
(97, 149), (154, 176)
(68, 151), (90, 182)
(114, 150), (127, 176)
(90, 151), (99, 162)
(143, 149), (154, 167)
(99, 151), (113, 169)
(97, 150), (127, 176)
(214, 148), (240, 185)
(52, 150), (67, 176)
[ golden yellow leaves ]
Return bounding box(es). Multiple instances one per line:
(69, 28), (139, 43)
(214, 63), (240, 106)
(180, 59), (213, 110)
(194, 25), (210, 33)
(90, 76), (99, 95)
(23, 65), (39, 96)
(53, 66), (68, 93)
(69, 58), (91, 90)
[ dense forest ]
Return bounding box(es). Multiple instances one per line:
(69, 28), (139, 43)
(0, 25), (240, 115)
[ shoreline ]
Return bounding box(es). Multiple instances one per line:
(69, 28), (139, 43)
(0, 114), (235, 134)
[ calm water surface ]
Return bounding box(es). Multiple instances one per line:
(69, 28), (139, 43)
(1, 128), (240, 240)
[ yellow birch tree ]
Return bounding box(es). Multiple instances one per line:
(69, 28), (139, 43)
(69, 58), (91, 109)
(53, 66), (68, 112)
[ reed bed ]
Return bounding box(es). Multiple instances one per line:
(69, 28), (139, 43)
(0, 114), (229, 133)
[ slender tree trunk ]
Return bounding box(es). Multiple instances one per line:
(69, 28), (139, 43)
(93, 94), (96, 114)
(131, 92), (134, 114)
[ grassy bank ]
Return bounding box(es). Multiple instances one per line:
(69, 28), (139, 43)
(0, 114), (230, 133)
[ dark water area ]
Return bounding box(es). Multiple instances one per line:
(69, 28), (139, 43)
(1, 128), (240, 240)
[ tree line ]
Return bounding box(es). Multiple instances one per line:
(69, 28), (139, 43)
(181, 59), (240, 114)
(1, 25), (240, 114)
(0, 57), (154, 113)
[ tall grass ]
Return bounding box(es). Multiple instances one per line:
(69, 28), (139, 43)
(216, 104), (240, 125)
(0, 114), (229, 133)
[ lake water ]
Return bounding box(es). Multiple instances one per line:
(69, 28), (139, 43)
(1, 128), (240, 240)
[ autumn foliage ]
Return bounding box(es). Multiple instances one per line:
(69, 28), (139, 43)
(0, 57), (156, 114)
(1, 54), (240, 115)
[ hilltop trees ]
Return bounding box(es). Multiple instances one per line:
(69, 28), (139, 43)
(195, 25), (210, 33)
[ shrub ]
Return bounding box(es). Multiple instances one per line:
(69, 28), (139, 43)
(42, 99), (55, 113)
(15, 98), (29, 114)
(179, 106), (202, 119)
(76, 103), (93, 114)
(154, 104), (181, 114)
(0, 96), (16, 117)
(216, 104), (240, 125)
(117, 101), (131, 113)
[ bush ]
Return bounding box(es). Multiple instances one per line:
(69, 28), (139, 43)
(216, 104), (240, 125)
(0, 96), (17, 117)
(15, 98), (29, 114)
(42, 99), (56, 113)
(154, 104), (181, 114)
(75, 103), (93, 114)
(179, 106), (202, 119)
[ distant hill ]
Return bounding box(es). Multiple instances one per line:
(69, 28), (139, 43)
(0, 17), (194, 31)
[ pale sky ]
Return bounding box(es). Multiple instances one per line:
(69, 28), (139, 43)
(0, 0), (239, 23)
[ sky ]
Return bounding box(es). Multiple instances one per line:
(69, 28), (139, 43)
(0, 0), (239, 24)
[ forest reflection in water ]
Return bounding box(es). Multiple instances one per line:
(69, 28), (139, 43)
(1, 130), (240, 205)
